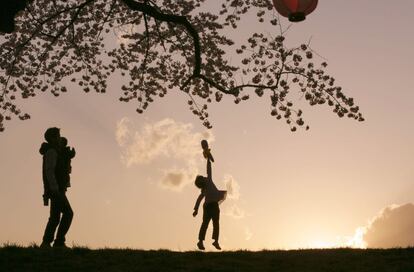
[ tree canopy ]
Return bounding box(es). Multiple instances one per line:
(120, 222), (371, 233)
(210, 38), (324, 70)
(0, 0), (29, 34)
(0, 0), (364, 132)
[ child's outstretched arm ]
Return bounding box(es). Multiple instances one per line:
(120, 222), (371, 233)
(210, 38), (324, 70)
(193, 193), (204, 217)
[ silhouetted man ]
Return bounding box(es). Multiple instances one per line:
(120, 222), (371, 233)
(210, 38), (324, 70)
(40, 127), (73, 248)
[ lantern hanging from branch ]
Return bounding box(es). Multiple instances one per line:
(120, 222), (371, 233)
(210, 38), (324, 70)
(272, 0), (318, 22)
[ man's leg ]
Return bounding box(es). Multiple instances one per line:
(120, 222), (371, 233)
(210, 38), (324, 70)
(198, 205), (212, 242)
(211, 203), (220, 241)
(211, 202), (221, 250)
(197, 204), (213, 250)
(54, 193), (73, 246)
(42, 195), (61, 246)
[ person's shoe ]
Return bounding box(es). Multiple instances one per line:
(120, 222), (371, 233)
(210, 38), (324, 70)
(53, 242), (68, 248)
(40, 242), (51, 249)
(197, 241), (205, 250)
(212, 241), (221, 250)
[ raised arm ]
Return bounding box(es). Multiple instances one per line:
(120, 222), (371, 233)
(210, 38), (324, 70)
(207, 158), (212, 180)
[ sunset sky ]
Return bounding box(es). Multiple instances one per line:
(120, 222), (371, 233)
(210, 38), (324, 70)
(1, 1), (414, 251)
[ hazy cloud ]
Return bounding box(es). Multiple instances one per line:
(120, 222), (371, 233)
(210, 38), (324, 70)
(224, 174), (240, 200)
(223, 175), (246, 219)
(160, 168), (197, 192)
(116, 118), (214, 191)
(225, 204), (245, 219)
(346, 203), (414, 248)
(116, 118), (213, 167)
(345, 227), (367, 249)
(116, 117), (132, 147)
(361, 203), (414, 248)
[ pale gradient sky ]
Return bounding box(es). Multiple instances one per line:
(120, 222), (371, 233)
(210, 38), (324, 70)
(1, 1), (414, 250)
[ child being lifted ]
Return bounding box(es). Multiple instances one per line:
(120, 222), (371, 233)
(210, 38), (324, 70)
(193, 140), (226, 250)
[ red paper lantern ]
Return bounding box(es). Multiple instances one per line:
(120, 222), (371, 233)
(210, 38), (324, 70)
(272, 0), (318, 22)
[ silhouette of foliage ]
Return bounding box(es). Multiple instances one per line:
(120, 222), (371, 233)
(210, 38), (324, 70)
(0, 0), (29, 34)
(0, 0), (364, 132)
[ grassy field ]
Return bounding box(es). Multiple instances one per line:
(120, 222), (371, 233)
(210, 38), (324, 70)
(1, 245), (414, 272)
